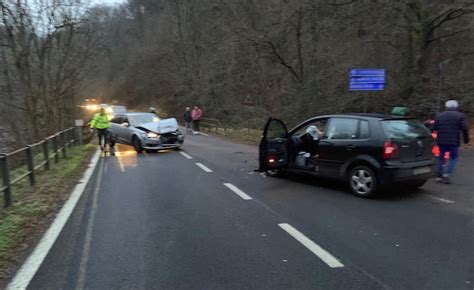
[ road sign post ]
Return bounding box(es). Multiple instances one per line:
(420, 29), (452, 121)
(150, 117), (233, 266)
(349, 69), (385, 112)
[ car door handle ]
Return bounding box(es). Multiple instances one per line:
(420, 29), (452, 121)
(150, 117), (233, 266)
(345, 144), (357, 150)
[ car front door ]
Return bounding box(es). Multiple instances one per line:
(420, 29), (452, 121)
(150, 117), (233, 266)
(259, 118), (289, 172)
(316, 118), (360, 178)
(113, 115), (131, 144)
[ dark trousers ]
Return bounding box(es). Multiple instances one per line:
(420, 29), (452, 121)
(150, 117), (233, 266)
(97, 129), (108, 147)
(436, 145), (459, 176)
(193, 120), (200, 132)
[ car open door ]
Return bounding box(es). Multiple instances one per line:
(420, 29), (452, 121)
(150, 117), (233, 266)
(259, 118), (289, 172)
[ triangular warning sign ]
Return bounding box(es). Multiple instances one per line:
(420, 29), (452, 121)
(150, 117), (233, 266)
(242, 94), (255, 106)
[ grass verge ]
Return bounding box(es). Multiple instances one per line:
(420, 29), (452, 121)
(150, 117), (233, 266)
(0, 144), (96, 282)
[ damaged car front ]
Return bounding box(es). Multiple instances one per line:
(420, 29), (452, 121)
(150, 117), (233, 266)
(135, 118), (185, 151)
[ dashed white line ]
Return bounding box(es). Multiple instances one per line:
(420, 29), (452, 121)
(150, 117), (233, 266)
(195, 162), (213, 172)
(424, 195), (455, 204)
(180, 152), (193, 159)
(223, 183), (253, 200)
(278, 223), (344, 268)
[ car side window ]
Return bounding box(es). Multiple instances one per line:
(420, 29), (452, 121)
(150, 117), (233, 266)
(294, 119), (328, 137)
(111, 116), (123, 124)
(266, 120), (287, 140)
(325, 118), (359, 140)
(358, 120), (370, 139)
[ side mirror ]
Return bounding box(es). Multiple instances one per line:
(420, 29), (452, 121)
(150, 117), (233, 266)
(121, 122), (129, 127)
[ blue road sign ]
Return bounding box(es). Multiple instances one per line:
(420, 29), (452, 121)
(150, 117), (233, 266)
(349, 69), (385, 91)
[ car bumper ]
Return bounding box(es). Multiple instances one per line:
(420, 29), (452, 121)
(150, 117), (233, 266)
(141, 136), (184, 150)
(379, 160), (435, 184)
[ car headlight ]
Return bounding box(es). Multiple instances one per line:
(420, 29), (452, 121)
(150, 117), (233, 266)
(146, 132), (159, 138)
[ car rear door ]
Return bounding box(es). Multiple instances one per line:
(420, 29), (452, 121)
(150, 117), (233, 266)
(381, 119), (434, 162)
(259, 118), (289, 172)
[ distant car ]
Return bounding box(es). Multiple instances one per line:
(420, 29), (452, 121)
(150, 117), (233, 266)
(105, 105), (128, 120)
(108, 112), (184, 152)
(259, 114), (435, 198)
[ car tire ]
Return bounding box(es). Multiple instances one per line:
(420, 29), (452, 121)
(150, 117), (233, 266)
(405, 179), (427, 189)
(266, 169), (284, 177)
(348, 165), (378, 198)
(132, 136), (143, 153)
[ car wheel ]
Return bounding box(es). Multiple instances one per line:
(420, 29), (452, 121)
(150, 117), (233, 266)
(266, 169), (284, 177)
(132, 136), (143, 153)
(349, 165), (377, 198)
(405, 179), (427, 189)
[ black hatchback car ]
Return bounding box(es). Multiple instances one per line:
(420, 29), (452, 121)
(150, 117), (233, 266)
(259, 114), (435, 197)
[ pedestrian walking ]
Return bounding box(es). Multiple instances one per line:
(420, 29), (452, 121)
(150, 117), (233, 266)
(434, 100), (470, 184)
(183, 107), (193, 133)
(191, 105), (202, 133)
(91, 108), (112, 154)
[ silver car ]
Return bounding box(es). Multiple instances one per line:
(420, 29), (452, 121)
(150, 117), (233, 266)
(109, 112), (184, 152)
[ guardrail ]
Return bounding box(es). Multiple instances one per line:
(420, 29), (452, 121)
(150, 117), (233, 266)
(201, 117), (228, 133)
(0, 127), (78, 208)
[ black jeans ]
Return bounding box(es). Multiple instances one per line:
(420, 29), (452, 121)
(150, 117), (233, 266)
(193, 120), (200, 132)
(97, 129), (108, 147)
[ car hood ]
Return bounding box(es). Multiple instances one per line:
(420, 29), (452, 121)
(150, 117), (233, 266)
(136, 118), (179, 134)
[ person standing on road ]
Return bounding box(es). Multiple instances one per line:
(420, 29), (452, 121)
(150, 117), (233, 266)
(91, 108), (111, 151)
(183, 107), (193, 133)
(434, 100), (470, 184)
(192, 105), (202, 133)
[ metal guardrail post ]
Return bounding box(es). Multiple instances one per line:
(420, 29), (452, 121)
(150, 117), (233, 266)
(26, 145), (35, 185)
(1, 154), (12, 207)
(76, 125), (83, 146)
(62, 132), (67, 159)
(53, 135), (59, 163)
(43, 139), (50, 170)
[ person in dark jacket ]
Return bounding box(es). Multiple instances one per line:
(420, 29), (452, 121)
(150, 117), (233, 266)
(183, 107), (193, 133)
(434, 100), (470, 183)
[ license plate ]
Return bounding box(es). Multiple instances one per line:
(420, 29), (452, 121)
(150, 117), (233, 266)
(413, 166), (431, 175)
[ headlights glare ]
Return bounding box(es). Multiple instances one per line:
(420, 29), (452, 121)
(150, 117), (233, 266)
(147, 132), (159, 138)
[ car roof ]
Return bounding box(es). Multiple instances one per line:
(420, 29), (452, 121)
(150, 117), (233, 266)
(118, 112), (154, 116)
(317, 113), (413, 120)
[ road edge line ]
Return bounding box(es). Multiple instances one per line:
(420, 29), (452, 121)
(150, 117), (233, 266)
(7, 149), (102, 290)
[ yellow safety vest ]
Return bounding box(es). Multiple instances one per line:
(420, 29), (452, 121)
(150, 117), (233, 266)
(91, 113), (110, 129)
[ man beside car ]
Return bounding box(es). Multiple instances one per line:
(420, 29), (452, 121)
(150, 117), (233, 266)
(434, 100), (470, 184)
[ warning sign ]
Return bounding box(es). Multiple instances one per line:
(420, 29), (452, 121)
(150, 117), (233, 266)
(242, 94), (255, 106)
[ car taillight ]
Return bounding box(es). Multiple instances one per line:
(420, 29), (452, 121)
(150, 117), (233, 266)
(267, 156), (276, 165)
(383, 141), (399, 159)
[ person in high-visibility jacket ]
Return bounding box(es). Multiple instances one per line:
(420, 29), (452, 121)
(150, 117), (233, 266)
(91, 108), (110, 150)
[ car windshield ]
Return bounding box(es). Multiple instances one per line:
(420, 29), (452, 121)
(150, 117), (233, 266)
(129, 114), (160, 126)
(381, 119), (430, 139)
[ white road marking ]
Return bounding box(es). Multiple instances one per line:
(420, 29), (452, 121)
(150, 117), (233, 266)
(180, 152), (193, 159)
(194, 131), (209, 137)
(195, 162), (213, 172)
(223, 183), (253, 200)
(278, 223), (344, 268)
(424, 195), (455, 204)
(7, 150), (101, 290)
(76, 158), (105, 290)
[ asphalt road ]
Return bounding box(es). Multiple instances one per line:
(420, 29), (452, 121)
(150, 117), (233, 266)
(28, 132), (474, 289)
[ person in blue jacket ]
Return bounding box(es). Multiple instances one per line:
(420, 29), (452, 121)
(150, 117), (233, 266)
(434, 100), (470, 184)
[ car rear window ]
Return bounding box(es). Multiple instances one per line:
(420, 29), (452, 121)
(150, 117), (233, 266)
(381, 120), (430, 139)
